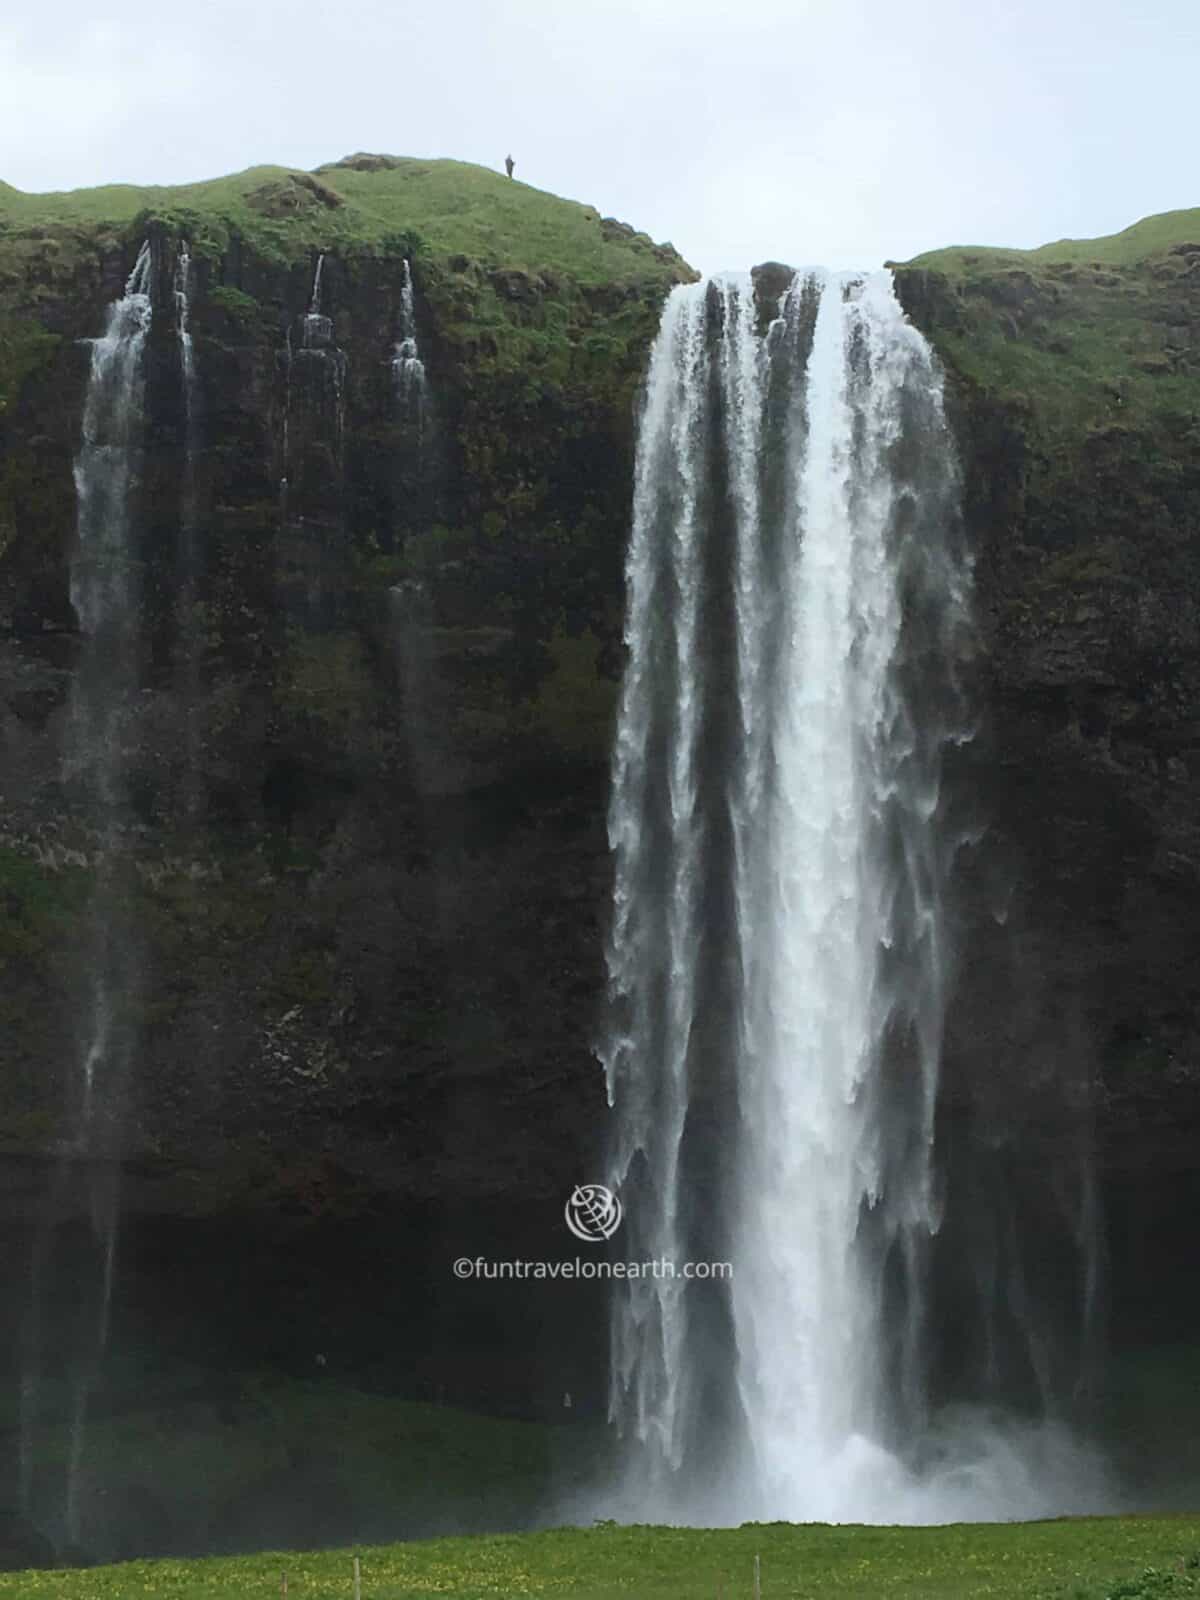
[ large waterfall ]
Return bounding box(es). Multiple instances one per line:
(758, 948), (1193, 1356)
(602, 269), (1105, 1524)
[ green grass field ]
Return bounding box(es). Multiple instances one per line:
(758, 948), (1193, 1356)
(2, 1518), (1200, 1599)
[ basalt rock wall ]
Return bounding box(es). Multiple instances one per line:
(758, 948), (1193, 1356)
(0, 176), (1197, 1418)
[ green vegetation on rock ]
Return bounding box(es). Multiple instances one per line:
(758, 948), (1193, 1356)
(907, 207), (1200, 273)
(896, 208), (1200, 456)
(0, 153), (690, 284)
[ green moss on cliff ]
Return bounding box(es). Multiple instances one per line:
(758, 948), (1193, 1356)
(0, 846), (88, 969)
(0, 317), (59, 415)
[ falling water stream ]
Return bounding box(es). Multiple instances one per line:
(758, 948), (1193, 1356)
(55, 240), (154, 1543)
(174, 240), (203, 814)
(602, 269), (1109, 1524)
(283, 250), (347, 486)
(393, 258), (429, 432)
(174, 239), (197, 567)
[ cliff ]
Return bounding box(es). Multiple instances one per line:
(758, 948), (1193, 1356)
(0, 167), (1198, 1545)
(0, 155), (694, 1222)
(893, 213), (1200, 1353)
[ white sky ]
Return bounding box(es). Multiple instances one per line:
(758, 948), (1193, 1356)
(2, 0), (1196, 272)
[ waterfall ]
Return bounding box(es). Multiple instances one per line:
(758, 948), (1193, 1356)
(602, 269), (1107, 1524)
(21, 240), (155, 1545)
(276, 252), (347, 621)
(175, 237), (197, 549)
(174, 239), (194, 399)
(303, 250), (335, 352)
(174, 238), (203, 815)
(294, 250), (345, 456)
(69, 235), (153, 1125)
(393, 258), (429, 434)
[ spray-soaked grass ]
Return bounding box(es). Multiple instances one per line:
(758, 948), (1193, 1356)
(14, 1377), (599, 1560)
(3, 1517), (1200, 1598)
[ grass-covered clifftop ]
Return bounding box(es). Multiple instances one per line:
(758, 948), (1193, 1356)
(0, 152), (694, 416)
(892, 202), (1200, 680)
(0, 153), (688, 282)
(895, 207), (1200, 450)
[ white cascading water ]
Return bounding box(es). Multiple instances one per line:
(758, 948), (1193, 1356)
(175, 238), (196, 520)
(174, 238), (204, 815)
(56, 239), (154, 1543)
(301, 250), (334, 354)
(393, 258), (429, 431)
(69, 238), (153, 1120)
(602, 269), (1109, 1525)
(281, 250), (347, 522)
(298, 250), (345, 447)
(174, 239), (194, 397)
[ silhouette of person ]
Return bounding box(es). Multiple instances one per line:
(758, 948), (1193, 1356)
(505, 154), (515, 179)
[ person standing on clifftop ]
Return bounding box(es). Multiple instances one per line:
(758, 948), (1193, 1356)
(505, 154), (514, 178)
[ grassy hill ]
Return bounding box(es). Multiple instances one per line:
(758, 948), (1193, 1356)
(892, 206), (1200, 449)
(2, 1516), (1199, 1598)
(904, 206), (1200, 277)
(0, 154), (689, 285)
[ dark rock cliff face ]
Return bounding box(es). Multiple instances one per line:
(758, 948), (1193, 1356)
(0, 171), (693, 1469)
(893, 248), (1200, 1361)
(0, 174), (1198, 1534)
(0, 222), (685, 1210)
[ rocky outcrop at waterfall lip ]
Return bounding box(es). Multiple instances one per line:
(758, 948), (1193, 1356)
(750, 260), (795, 299)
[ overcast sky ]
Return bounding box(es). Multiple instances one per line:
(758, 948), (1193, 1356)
(2, 0), (1196, 272)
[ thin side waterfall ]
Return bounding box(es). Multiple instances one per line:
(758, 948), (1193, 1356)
(308, 250), (326, 319)
(294, 250), (346, 462)
(175, 240), (194, 400)
(301, 251), (335, 362)
(393, 258), (429, 434)
(283, 249), (350, 537)
(174, 238), (203, 815)
(175, 238), (197, 567)
(69, 235), (153, 1146)
(24, 240), (154, 1546)
(277, 254), (332, 504)
(602, 268), (1108, 1525)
